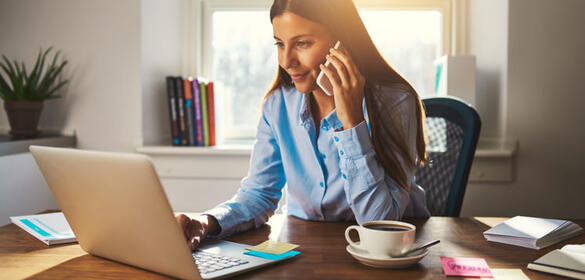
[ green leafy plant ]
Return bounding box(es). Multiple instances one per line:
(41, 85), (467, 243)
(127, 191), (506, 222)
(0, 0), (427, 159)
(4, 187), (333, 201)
(0, 47), (69, 101)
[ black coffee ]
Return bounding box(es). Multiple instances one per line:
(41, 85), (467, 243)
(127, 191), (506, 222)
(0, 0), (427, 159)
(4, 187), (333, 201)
(365, 225), (409, 231)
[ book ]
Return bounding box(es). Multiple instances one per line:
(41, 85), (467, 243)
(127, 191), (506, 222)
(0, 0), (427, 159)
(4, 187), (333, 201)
(483, 216), (584, 250)
(207, 81), (215, 146)
(199, 81), (209, 146)
(528, 243), (585, 279)
(174, 77), (188, 146)
(10, 212), (76, 245)
(192, 78), (204, 146)
(183, 77), (196, 146)
(165, 76), (181, 146)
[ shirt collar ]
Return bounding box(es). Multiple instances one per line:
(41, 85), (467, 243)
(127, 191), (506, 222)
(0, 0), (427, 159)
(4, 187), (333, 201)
(297, 91), (369, 133)
(298, 91), (312, 126)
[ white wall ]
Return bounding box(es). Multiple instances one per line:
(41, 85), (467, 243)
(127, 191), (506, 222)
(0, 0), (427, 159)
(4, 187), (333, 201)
(0, 0), (145, 225)
(141, 0), (185, 146)
(462, 0), (585, 218)
(467, 0), (508, 138)
(0, 153), (58, 224)
(0, 0), (142, 152)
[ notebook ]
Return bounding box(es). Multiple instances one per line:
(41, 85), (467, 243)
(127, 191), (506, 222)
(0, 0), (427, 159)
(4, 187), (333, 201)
(528, 243), (585, 279)
(10, 212), (76, 245)
(29, 145), (298, 280)
(483, 216), (584, 249)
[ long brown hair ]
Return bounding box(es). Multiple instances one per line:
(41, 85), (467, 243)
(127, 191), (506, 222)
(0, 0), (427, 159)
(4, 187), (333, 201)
(267, 0), (427, 191)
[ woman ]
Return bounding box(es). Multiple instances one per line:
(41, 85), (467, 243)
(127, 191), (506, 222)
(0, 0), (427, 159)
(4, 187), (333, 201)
(176, 0), (430, 249)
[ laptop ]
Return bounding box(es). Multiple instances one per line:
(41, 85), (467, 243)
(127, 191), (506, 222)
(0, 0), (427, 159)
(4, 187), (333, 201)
(29, 145), (297, 280)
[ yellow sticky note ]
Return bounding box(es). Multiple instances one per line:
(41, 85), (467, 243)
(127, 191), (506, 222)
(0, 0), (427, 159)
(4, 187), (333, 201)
(246, 240), (299, 255)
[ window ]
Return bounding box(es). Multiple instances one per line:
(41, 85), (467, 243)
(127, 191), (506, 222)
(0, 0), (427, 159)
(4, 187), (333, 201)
(199, 0), (453, 142)
(210, 10), (276, 139)
(359, 10), (443, 99)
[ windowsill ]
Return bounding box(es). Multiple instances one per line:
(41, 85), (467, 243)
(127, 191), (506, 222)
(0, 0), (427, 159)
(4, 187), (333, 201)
(0, 132), (77, 156)
(137, 137), (517, 182)
(138, 137), (516, 159)
(136, 143), (253, 156)
(468, 137), (517, 182)
(137, 143), (253, 180)
(475, 137), (517, 158)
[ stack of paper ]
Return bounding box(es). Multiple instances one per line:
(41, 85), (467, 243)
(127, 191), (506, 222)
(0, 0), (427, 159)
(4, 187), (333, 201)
(483, 216), (583, 249)
(10, 212), (76, 245)
(528, 243), (585, 279)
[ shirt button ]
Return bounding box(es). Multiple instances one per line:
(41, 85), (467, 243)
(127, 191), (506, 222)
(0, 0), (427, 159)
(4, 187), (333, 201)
(340, 150), (344, 156)
(342, 173), (347, 179)
(319, 182), (324, 187)
(334, 136), (339, 142)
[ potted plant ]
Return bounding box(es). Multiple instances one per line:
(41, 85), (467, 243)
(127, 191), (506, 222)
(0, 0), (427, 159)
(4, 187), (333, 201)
(0, 47), (69, 139)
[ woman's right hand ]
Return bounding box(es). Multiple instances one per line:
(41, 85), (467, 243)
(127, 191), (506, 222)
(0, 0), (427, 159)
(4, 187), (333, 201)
(175, 213), (220, 250)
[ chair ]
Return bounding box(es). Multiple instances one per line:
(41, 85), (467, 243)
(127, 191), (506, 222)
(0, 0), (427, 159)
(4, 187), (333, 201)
(415, 96), (481, 217)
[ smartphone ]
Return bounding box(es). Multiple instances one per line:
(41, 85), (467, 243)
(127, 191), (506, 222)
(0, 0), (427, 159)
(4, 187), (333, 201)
(316, 41), (342, 96)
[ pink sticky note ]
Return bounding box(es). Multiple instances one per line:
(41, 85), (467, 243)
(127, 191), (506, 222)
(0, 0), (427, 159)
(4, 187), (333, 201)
(440, 256), (493, 278)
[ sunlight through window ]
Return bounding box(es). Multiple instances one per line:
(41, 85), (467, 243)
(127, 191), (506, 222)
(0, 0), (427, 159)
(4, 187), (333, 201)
(210, 9), (444, 141)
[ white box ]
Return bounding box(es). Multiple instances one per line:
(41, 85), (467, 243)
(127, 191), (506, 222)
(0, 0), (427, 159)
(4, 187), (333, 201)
(434, 55), (476, 105)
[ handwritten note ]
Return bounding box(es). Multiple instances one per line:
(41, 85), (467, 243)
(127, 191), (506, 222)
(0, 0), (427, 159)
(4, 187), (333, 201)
(441, 256), (493, 278)
(246, 240), (299, 255)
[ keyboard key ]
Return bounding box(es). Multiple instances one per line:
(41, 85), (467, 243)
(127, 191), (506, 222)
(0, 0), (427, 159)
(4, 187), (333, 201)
(192, 250), (248, 274)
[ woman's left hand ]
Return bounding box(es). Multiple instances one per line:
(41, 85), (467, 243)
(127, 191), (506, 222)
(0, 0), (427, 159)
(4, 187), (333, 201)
(319, 46), (366, 130)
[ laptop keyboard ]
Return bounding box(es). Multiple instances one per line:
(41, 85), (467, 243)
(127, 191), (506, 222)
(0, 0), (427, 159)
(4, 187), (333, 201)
(192, 250), (249, 274)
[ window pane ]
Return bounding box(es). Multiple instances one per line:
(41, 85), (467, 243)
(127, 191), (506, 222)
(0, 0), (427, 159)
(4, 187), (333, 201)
(359, 10), (442, 98)
(211, 10), (442, 141)
(212, 11), (276, 141)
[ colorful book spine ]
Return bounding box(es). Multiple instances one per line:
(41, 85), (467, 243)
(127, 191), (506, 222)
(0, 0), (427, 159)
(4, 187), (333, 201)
(166, 76), (181, 146)
(199, 81), (209, 146)
(207, 82), (215, 146)
(174, 77), (188, 146)
(192, 79), (204, 146)
(183, 77), (196, 146)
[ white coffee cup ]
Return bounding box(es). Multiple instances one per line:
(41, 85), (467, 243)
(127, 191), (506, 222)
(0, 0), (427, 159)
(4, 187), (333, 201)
(345, 220), (416, 257)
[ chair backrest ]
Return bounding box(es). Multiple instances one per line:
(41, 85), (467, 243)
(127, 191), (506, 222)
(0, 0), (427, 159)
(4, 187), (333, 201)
(415, 97), (481, 217)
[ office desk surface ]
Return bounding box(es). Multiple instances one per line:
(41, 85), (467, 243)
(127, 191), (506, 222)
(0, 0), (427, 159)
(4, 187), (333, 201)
(1, 215), (584, 279)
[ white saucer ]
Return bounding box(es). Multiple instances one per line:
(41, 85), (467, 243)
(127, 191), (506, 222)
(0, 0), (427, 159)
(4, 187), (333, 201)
(346, 244), (429, 269)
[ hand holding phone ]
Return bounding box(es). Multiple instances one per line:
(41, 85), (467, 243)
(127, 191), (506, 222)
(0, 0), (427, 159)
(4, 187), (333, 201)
(316, 40), (367, 129)
(316, 41), (341, 96)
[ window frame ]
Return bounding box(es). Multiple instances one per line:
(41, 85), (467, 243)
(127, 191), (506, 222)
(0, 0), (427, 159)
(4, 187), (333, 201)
(200, 0), (273, 140)
(191, 0), (464, 141)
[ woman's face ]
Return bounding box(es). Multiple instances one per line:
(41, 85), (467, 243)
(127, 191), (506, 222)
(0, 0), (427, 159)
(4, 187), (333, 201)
(272, 12), (336, 94)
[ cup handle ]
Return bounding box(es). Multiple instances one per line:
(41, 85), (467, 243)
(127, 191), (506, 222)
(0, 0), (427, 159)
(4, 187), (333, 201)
(345, 225), (363, 249)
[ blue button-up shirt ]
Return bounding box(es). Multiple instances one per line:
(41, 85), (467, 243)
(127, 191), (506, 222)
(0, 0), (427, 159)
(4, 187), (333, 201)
(205, 85), (430, 238)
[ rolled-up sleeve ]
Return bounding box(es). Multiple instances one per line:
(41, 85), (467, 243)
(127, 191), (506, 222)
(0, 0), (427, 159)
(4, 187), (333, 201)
(333, 121), (410, 223)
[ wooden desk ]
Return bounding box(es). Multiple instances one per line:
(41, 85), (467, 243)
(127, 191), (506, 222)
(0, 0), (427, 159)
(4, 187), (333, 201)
(1, 215), (584, 279)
